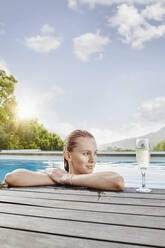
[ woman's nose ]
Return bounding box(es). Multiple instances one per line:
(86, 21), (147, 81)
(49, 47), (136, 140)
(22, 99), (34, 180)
(88, 154), (95, 162)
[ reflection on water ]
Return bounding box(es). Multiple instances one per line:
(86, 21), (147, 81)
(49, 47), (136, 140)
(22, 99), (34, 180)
(94, 156), (165, 189)
(0, 155), (165, 189)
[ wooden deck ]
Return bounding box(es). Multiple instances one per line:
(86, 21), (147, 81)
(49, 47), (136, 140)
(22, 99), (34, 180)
(0, 186), (165, 247)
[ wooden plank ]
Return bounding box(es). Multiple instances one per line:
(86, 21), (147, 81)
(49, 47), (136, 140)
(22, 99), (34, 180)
(7, 186), (165, 197)
(0, 195), (165, 216)
(8, 185), (165, 193)
(1, 186), (165, 247)
(124, 187), (165, 194)
(0, 227), (150, 248)
(7, 188), (165, 200)
(0, 203), (165, 229)
(0, 213), (165, 247)
(1, 190), (165, 207)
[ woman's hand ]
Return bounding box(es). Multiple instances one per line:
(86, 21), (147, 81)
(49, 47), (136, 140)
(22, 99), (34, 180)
(45, 168), (69, 184)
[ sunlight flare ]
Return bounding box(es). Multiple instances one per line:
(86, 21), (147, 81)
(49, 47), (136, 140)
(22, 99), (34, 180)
(17, 101), (38, 120)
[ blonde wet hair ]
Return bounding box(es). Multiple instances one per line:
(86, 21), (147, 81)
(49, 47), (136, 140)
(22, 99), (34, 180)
(63, 129), (94, 172)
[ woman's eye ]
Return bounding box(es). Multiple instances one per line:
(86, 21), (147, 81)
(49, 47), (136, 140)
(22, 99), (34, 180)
(83, 152), (97, 156)
(83, 152), (88, 156)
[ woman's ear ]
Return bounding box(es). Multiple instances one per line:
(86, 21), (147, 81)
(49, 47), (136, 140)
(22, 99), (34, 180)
(64, 151), (71, 162)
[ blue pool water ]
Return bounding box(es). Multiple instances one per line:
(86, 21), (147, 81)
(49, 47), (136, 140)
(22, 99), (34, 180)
(0, 155), (165, 189)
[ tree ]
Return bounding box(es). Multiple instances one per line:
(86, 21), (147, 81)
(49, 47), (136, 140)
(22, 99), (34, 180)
(16, 119), (64, 150)
(0, 70), (64, 150)
(153, 140), (165, 151)
(0, 126), (10, 149)
(0, 70), (17, 125)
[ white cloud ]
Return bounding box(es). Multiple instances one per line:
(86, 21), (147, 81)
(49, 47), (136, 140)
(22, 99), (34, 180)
(132, 23), (165, 48)
(68, 0), (78, 9)
(73, 31), (109, 62)
(108, 4), (165, 48)
(88, 97), (165, 146)
(90, 122), (149, 146)
(142, 3), (165, 21)
(0, 59), (9, 74)
(45, 96), (165, 146)
(68, 0), (165, 9)
(135, 97), (165, 124)
(15, 85), (165, 146)
(0, 23), (5, 35)
(25, 35), (62, 53)
(68, 1), (165, 48)
(38, 85), (65, 109)
(25, 24), (62, 53)
(124, 97), (165, 138)
(51, 122), (75, 140)
(90, 128), (114, 145)
(40, 24), (54, 34)
(108, 4), (144, 44)
(109, 4), (144, 30)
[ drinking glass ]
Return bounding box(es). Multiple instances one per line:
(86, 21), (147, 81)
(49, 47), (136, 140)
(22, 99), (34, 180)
(136, 138), (152, 192)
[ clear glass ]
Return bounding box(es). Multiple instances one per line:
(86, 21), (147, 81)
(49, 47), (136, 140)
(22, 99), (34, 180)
(136, 138), (152, 192)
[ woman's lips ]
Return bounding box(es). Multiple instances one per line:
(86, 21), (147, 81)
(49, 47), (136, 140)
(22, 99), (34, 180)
(86, 165), (93, 169)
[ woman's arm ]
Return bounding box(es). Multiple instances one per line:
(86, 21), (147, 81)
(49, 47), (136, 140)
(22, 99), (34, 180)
(5, 169), (57, 187)
(46, 168), (124, 191)
(71, 172), (124, 191)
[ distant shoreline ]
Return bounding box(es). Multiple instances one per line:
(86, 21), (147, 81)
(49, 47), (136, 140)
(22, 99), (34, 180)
(0, 150), (165, 156)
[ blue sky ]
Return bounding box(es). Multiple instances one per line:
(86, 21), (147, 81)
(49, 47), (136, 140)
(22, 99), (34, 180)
(1, 0), (165, 145)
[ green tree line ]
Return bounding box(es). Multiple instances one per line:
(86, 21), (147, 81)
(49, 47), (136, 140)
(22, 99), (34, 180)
(105, 143), (165, 152)
(153, 140), (165, 151)
(102, 146), (135, 152)
(0, 70), (63, 150)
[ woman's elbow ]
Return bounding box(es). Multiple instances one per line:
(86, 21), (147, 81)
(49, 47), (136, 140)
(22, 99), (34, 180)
(116, 176), (124, 191)
(5, 172), (16, 186)
(106, 173), (124, 191)
(5, 169), (26, 186)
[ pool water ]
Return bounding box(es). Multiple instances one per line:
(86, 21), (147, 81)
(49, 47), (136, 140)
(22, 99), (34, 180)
(0, 155), (165, 189)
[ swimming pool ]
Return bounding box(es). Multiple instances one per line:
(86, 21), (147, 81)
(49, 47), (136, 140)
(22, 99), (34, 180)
(0, 155), (165, 189)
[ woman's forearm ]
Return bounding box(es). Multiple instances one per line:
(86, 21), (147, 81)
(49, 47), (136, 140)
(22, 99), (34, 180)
(5, 169), (57, 187)
(6, 168), (124, 190)
(65, 171), (124, 191)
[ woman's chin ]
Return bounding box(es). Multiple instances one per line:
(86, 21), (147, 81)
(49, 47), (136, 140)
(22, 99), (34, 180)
(84, 167), (94, 174)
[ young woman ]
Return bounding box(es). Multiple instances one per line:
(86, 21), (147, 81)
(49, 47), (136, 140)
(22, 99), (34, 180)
(5, 130), (124, 191)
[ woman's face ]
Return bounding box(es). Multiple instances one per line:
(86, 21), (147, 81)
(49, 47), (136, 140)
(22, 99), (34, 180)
(67, 137), (97, 175)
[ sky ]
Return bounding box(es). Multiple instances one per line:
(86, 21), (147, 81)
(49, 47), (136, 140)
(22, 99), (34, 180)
(0, 0), (165, 146)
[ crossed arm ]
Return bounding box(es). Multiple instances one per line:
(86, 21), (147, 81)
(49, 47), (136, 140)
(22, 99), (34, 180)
(5, 168), (124, 191)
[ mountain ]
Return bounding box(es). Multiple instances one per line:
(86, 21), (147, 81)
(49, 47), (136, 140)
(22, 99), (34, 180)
(100, 126), (165, 151)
